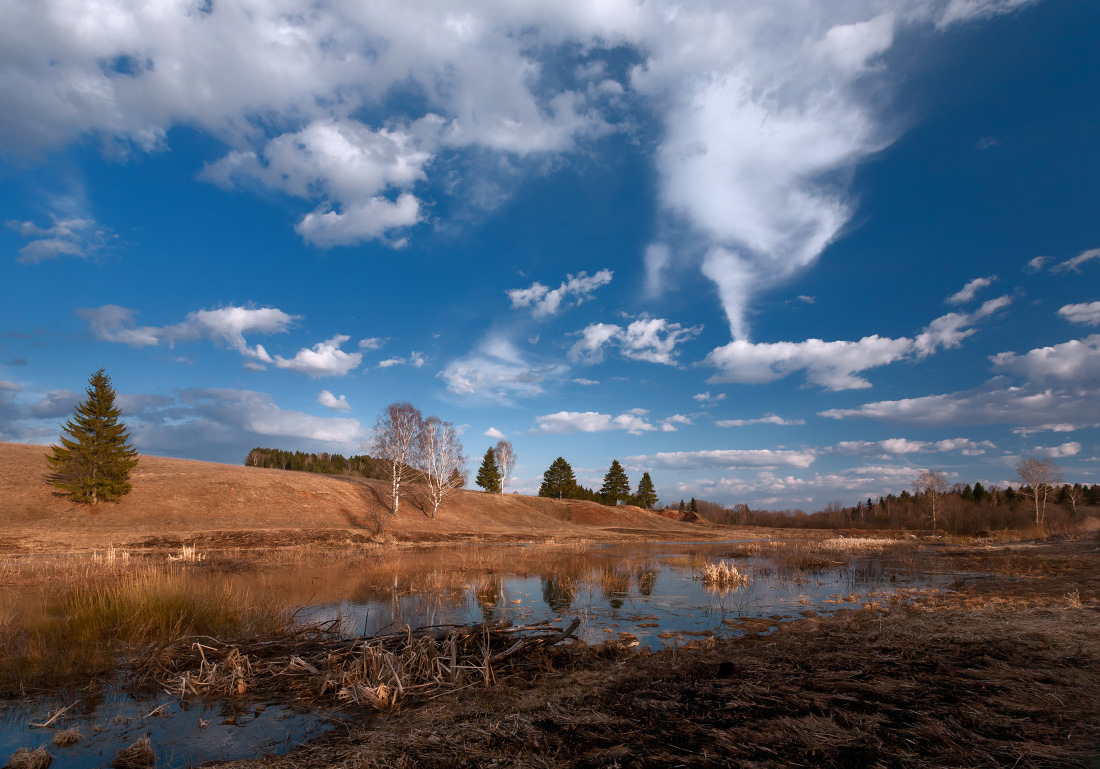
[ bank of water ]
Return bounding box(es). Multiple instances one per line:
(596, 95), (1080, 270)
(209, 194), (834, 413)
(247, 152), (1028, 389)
(1, 540), (956, 767)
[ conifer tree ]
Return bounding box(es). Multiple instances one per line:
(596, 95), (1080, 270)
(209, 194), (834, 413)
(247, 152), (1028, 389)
(599, 459), (631, 505)
(635, 472), (658, 509)
(539, 457), (577, 500)
(46, 368), (138, 504)
(475, 447), (502, 493)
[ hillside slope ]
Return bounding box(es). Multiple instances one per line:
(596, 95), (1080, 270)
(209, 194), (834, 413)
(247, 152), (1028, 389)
(0, 443), (713, 552)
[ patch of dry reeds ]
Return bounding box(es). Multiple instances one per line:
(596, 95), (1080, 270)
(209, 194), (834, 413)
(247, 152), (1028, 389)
(140, 618), (581, 710)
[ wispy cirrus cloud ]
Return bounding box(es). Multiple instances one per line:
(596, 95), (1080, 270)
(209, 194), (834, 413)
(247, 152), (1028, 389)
(716, 414), (804, 427)
(7, 214), (117, 264)
(946, 275), (997, 304)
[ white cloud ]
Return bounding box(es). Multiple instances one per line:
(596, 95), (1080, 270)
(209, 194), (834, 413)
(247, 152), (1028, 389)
(693, 391), (727, 404)
(1026, 256), (1051, 272)
(827, 437), (995, 456)
(625, 449), (817, 470)
(821, 384), (1100, 428)
(484, 427), (505, 439)
(79, 304), (297, 363)
(274, 335), (362, 378)
(0, 1), (1021, 309)
(706, 335), (912, 390)
(572, 378), (599, 386)
(1035, 441), (1081, 458)
(716, 414), (804, 427)
(1012, 423), (1093, 436)
(359, 337), (385, 351)
(946, 275), (997, 304)
(535, 410), (656, 436)
(570, 318), (702, 366)
(1051, 248), (1100, 274)
(317, 390), (351, 412)
(643, 243), (671, 297)
(375, 351), (426, 370)
(990, 335), (1100, 384)
(1058, 302), (1100, 326)
(660, 414), (692, 432)
(7, 215), (117, 264)
(507, 269), (613, 318)
(440, 335), (565, 403)
(707, 297), (1012, 390)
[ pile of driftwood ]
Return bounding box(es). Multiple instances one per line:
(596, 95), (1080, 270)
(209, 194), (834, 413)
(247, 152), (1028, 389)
(135, 618), (580, 710)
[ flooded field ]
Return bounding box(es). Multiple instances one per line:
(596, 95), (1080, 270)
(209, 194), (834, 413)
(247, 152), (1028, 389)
(1, 538), (959, 768)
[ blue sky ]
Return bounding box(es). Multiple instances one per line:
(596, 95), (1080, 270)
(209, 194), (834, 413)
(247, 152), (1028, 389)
(2, 0), (1098, 509)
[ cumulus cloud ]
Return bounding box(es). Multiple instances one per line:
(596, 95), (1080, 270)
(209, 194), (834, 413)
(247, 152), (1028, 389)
(570, 318), (702, 366)
(624, 449), (817, 471)
(359, 338), (385, 351)
(1012, 423), (1094, 436)
(203, 120), (428, 247)
(507, 269), (613, 318)
(317, 390), (351, 412)
(440, 335), (566, 403)
(716, 414), (804, 427)
(1033, 441), (1081, 458)
(0, 1), (1022, 301)
(7, 215), (117, 264)
(946, 275), (997, 304)
(1058, 302), (1100, 326)
(274, 335), (362, 377)
(484, 427), (505, 439)
(707, 297), (1012, 389)
(990, 335), (1100, 383)
(535, 409), (656, 436)
(660, 414), (692, 432)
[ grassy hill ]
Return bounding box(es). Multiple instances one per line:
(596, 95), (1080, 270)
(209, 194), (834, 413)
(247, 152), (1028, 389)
(0, 442), (713, 553)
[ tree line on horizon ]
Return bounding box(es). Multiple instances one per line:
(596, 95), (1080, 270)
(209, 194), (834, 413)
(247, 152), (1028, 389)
(686, 461), (1099, 535)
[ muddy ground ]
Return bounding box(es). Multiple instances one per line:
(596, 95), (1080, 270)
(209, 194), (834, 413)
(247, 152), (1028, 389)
(217, 540), (1100, 769)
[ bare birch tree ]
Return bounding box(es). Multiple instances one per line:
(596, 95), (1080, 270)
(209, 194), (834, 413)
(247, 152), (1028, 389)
(912, 469), (948, 530)
(1016, 456), (1063, 528)
(368, 402), (423, 516)
(420, 416), (466, 518)
(494, 439), (516, 494)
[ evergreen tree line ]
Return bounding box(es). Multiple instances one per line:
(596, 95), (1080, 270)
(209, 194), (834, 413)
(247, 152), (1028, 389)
(534, 456), (659, 509)
(244, 448), (386, 479)
(689, 480), (1100, 535)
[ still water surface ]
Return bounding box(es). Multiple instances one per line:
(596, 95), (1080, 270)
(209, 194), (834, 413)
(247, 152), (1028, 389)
(2, 540), (954, 768)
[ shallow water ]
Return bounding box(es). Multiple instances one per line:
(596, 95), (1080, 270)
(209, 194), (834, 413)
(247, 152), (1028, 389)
(1, 540), (954, 767)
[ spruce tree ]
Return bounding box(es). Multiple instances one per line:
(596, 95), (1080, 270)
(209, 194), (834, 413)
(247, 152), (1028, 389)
(635, 472), (658, 509)
(46, 368), (138, 504)
(475, 447), (502, 493)
(599, 459), (631, 505)
(539, 457), (577, 500)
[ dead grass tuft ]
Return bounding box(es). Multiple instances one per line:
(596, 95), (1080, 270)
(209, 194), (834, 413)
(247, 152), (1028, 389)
(111, 737), (154, 769)
(50, 728), (82, 747)
(3, 747), (53, 769)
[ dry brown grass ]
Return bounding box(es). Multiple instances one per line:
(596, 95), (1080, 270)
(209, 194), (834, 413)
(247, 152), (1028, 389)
(0, 442), (733, 554)
(3, 747), (53, 769)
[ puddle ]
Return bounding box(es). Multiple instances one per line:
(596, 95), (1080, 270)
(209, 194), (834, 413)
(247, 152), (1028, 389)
(1, 540), (954, 766)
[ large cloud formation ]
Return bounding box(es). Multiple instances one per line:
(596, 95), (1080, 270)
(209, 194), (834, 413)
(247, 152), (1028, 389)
(3, 0), (1030, 320)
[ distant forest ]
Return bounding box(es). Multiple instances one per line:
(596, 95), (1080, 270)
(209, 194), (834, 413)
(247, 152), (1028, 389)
(244, 448), (382, 478)
(690, 481), (1100, 535)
